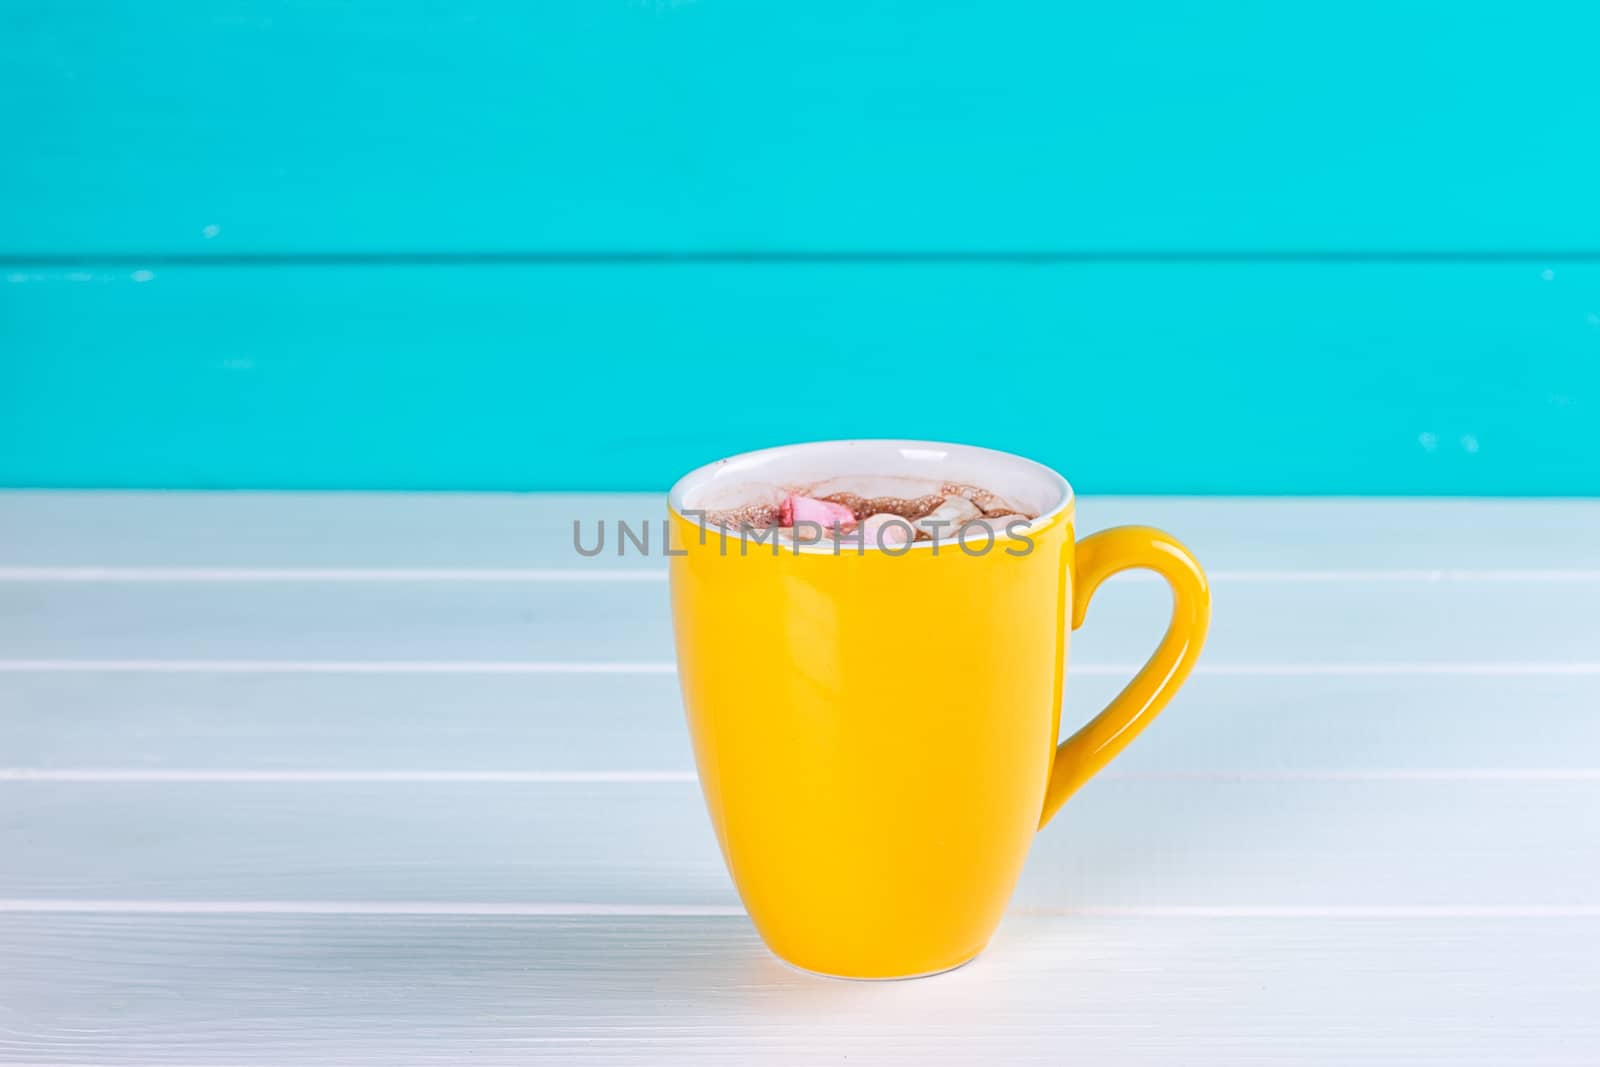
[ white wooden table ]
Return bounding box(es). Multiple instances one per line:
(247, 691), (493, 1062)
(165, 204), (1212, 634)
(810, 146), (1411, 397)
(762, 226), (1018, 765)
(2, 492), (1597, 1064)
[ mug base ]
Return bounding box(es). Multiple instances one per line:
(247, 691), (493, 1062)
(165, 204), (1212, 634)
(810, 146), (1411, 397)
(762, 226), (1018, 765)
(769, 946), (983, 982)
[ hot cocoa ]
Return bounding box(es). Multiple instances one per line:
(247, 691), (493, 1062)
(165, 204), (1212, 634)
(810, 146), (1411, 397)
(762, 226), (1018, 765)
(703, 481), (1037, 550)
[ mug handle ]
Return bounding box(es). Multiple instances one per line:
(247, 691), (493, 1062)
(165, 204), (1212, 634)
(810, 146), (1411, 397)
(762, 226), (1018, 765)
(1039, 526), (1212, 828)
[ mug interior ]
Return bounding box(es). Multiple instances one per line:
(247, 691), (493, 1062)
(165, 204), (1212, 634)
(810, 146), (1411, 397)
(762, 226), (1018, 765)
(668, 439), (1073, 548)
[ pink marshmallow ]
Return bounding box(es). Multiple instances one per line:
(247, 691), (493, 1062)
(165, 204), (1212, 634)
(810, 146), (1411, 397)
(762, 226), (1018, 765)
(779, 493), (857, 530)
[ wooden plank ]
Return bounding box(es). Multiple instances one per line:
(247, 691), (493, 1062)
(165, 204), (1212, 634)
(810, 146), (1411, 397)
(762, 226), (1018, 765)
(5, 671), (1599, 776)
(1, 495), (1595, 1061)
(2, 779), (1594, 907)
(4, 265), (1599, 494)
(4, 3), (1599, 254)
(4, 493), (1600, 570)
(2, 915), (1596, 1064)
(0, 491), (659, 569)
(2, 570), (1598, 665)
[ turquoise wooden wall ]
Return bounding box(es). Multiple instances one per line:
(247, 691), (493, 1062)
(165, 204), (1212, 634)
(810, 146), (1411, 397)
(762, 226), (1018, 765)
(3, 1), (1598, 493)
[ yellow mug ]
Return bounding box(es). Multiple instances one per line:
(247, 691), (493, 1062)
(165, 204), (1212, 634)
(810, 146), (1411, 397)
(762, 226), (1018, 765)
(668, 440), (1210, 979)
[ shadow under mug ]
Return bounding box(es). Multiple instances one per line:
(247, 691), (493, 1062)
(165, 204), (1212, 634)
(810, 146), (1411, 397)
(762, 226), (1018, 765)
(668, 440), (1211, 979)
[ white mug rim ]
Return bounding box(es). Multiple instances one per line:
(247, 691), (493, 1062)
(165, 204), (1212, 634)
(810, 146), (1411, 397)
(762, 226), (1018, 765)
(667, 439), (1074, 554)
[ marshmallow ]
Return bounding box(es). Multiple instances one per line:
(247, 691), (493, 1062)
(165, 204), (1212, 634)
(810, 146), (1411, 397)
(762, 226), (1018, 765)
(779, 494), (857, 530)
(859, 512), (914, 548)
(914, 496), (981, 540)
(941, 483), (1018, 516)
